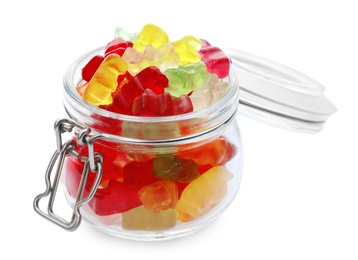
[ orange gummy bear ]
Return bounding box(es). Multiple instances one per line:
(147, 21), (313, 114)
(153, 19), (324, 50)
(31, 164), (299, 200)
(138, 180), (178, 213)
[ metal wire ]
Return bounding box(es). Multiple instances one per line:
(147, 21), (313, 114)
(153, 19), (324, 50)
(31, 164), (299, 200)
(33, 118), (102, 231)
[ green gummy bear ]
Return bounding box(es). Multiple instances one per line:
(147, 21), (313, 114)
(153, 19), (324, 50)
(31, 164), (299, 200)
(114, 26), (138, 42)
(153, 155), (200, 183)
(164, 62), (209, 97)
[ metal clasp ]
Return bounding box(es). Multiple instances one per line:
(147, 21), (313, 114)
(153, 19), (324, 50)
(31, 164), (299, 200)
(33, 118), (102, 231)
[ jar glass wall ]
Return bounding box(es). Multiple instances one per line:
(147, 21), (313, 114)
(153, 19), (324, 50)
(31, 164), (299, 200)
(60, 47), (243, 241)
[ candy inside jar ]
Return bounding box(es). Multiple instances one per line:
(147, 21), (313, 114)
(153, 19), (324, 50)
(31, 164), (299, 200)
(58, 23), (243, 240)
(63, 134), (240, 234)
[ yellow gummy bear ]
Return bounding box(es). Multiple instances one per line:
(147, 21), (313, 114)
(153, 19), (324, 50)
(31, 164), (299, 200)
(170, 35), (202, 65)
(177, 166), (233, 222)
(133, 23), (169, 51)
(83, 54), (127, 106)
(122, 206), (177, 231)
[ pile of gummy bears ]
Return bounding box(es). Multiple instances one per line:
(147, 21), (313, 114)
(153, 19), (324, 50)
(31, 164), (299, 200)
(77, 23), (231, 115)
(64, 24), (237, 231)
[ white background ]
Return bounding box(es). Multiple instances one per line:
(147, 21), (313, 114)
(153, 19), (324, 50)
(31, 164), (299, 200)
(1, 0), (357, 259)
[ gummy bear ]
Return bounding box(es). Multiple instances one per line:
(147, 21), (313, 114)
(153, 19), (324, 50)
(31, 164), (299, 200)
(152, 155), (200, 183)
(170, 35), (202, 65)
(63, 153), (91, 199)
(132, 89), (193, 116)
(199, 39), (230, 78)
(89, 179), (143, 215)
(221, 140), (238, 165)
(164, 62), (209, 97)
(113, 70), (134, 96)
(138, 180), (178, 213)
(63, 146), (115, 201)
(82, 55), (104, 82)
(134, 23), (169, 51)
(189, 74), (229, 111)
(65, 140), (131, 185)
(106, 66), (168, 115)
(83, 54), (128, 106)
(123, 44), (179, 76)
(132, 89), (169, 116)
(171, 94), (194, 115)
(104, 37), (133, 57)
(123, 159), (156, 185)
(114, 26), (138, 41)
(89, 157), (155, 216)
(122, 206), (177, 231)
(177, 166), (233, 222)
(179, 136), (228, 165)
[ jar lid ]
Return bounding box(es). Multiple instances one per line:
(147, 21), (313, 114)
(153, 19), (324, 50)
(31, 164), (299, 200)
(225, 49), (337, 133)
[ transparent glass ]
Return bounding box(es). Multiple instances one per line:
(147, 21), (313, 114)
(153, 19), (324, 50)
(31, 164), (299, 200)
(61, 46), (243, 241)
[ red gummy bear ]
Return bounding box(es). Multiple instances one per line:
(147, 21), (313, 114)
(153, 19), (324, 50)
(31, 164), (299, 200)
(106, 66), (168, 115)
(172, 94), (194, 115)
(132, 89), (193, 116)
(199, 39), (230, 78)
(90, 159), (157, 215)
(123, 159), (157, 185)
(104, 37), (133, 57)
(63, 153), (92, 199)
(64, 140), (132, 187)
(89, 180), (143, 215)
(81, 55), (104, 82)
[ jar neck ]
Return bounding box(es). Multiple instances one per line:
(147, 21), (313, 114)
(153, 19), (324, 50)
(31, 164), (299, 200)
(63, 46), (239, 142)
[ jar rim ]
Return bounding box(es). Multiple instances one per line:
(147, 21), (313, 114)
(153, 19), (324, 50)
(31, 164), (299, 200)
(63, 46), (239, 124)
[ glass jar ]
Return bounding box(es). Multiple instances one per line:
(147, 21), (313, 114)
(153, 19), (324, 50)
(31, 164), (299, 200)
(34, 46), (243, 241)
